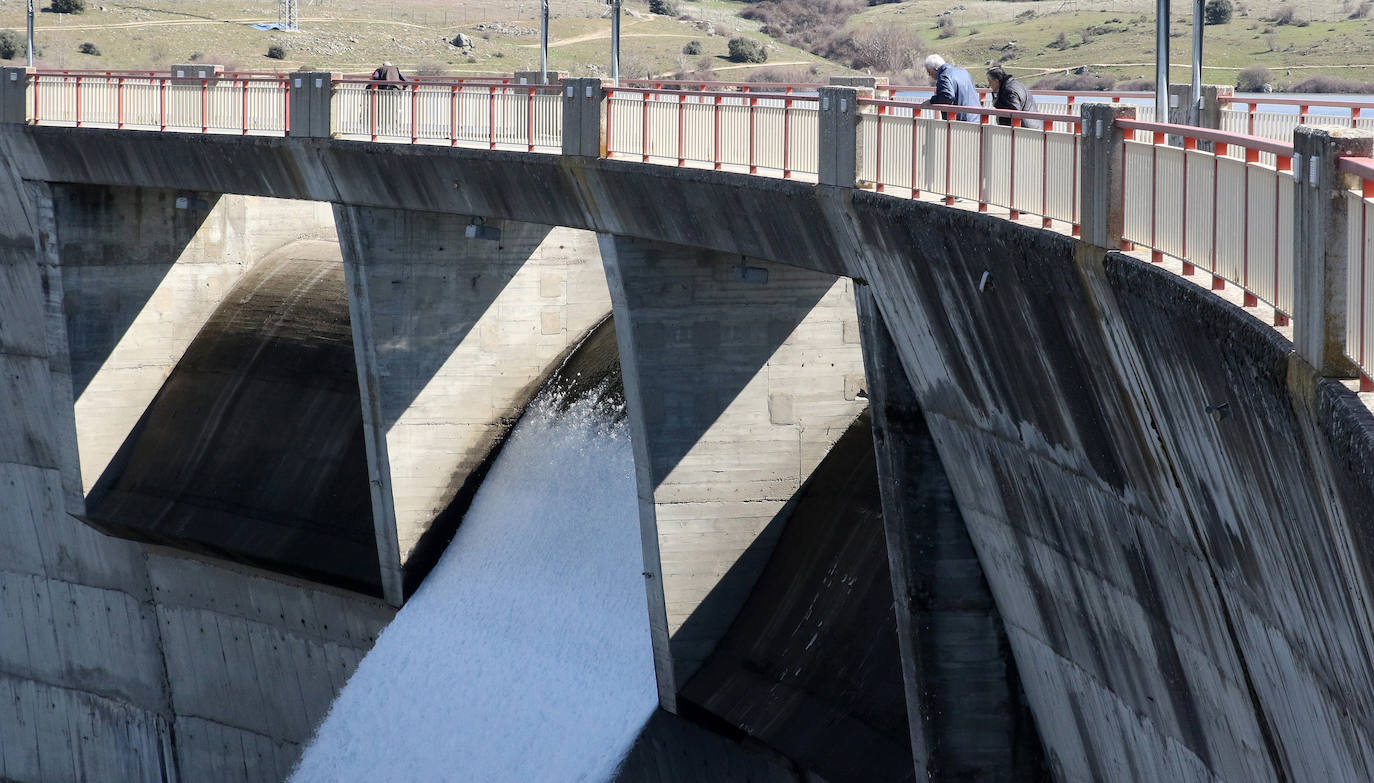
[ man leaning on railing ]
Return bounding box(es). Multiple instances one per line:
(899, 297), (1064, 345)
(920, 54), (979, 122)
(986, 66), (1042, 130)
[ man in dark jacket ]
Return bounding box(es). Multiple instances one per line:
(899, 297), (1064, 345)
(920, 54), (979, 122)
(986, 66), (1042, 130)
(371, 62), (406, 90)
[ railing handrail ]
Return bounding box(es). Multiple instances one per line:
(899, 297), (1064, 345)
(1116, 118), (1294, 156)
(331, 77), (561, 92)
(861, 97), (1084, 127)
(1338, 156), (1374, 182)
(605, 86), (820, 102)
(32, 72), (291, 85)
(1221, 95), (1374, 110)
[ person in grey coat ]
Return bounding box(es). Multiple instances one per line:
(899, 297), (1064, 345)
(986, 66), (1042, 130)
(920, 54), (979, 122)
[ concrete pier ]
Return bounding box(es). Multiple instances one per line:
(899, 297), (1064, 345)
(600, 235), (866, 708)
(335, 207), (610, 602)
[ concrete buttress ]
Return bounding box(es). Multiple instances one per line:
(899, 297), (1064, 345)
(334, 206), (611, 604)
(599, 234), (867, 710)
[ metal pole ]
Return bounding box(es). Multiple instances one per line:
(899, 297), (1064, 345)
(610, 0), (621, 85)
(1156, 0), (1169, 124)
(1191, 0), (1203, 125)
(26, 0), (34, 68)
(540, 0), (549, 84)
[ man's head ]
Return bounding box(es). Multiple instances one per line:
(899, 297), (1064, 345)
(383, 62), (393, 68)
(923, 54), (946, 79)
(986, 65), (1008, 91)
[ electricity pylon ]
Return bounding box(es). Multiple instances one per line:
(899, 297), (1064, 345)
(279, 0), (298, 31)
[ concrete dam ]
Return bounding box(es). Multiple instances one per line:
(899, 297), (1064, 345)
(4, 70), (1374, 781)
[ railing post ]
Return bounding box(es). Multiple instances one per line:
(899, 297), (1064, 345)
(818, 86), (869, 188)
(1292, 126), (1374, 376)
(1078, 103), (1137, 250)
(561, 77), (603, 157)
(1168, 82), (1232, 150)
(515, 70), (564, 86)
(288, 71), (333, 138)
(1, 66), (29, 124)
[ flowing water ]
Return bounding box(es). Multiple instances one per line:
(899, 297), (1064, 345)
(290, 390), (657, 782)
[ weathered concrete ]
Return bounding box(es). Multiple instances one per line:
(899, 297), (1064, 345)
(601, 235), (866, 709)
(10, 119), (1374, 780)
(335, 207), (609, 602)
(1293, 125), (1374, 377)
(855, 289), (1044, 781)
(36, 184), (335, 496)
(85, 241), (381, 594)
(679, 409), (915, 783)
(1079, 103), (1136, 250)
(147, 550), (392, 781)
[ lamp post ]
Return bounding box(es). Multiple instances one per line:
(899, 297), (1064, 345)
(26, 0), (34, 68)
(1156, 0), (1169, 124)
(540, 0), (549, 84)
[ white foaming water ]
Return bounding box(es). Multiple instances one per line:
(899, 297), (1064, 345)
(291, 393), (657, 783)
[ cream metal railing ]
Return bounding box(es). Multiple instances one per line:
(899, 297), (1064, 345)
(331, 80), (562, 151)
(1340, 157), (1374, 390)
(603, 87), (819, 180)
(859, 101), (1083, 230)
(1119, 120), (1296, 325)
(27, 72), (289, 134)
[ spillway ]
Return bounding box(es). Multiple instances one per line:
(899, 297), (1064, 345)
(290, 388), (657, 781)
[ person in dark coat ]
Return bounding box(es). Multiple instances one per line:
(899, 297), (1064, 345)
(986, 66), (1042, 130)
(371, 62), (406, 90)
(920, 54), (980, 122)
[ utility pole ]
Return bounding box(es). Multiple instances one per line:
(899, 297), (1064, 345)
(609, 0), (621, 85)
(540, 0), (549, 84)
(1156, 0), (1169, 124)
(1191, 0), (1203, 124)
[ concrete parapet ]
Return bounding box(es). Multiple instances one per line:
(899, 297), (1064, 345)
(1293, 125), (1374, 376)
(1079, 102), (1136, 250)
(170, 64), (222, 83)
(335, 207), (609, 604)
(562, 77), (603, 157)
(829, 75), (886, 90)
(818, 86), (867, 189)
(289, 71), (333, 138)
(1, 66), (26, 124)
(600, 234), (866, 710)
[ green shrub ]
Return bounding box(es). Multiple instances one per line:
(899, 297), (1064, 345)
(0, 30), (21, 60)
(266, 44), (286, 60)
(682, 40), (702, 55)
(648, 0), (679, 16)
(1236, 64), (1271, 92)
(1204, 0), (1233, 24)
(727, 37), (767, 63)
(78, 41), (100, 55)
(50, 0), (85, 14)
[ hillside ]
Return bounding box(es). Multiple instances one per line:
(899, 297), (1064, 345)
(0, 0), (1370, 90)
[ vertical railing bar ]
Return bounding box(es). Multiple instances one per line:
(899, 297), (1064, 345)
(748, 95), (757, 174)
(527, 87), (535, 152)
(201, 77), (208, 133)
(714, 94), (722, 170)
(488, 86), (496, 150)
(876, 105), (885, 193)
(451, 85), (458, 146)
(642, 92), (649, 163)
(677, 93), (685, 167)
(117, 77), (124, 129)
(242, 79), (249, 135)
(159, 77), (166, 131)
(74, 75), (82, 127)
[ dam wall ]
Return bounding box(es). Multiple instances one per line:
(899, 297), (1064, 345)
(7, 122), (1374, 780)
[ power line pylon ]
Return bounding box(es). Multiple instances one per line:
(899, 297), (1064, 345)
(279, 0), (298, 31)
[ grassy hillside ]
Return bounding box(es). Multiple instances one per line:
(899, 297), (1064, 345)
(1, 0), (1370, 90)
(0, 0), (842, 79)
(839, 0), (1374, 89)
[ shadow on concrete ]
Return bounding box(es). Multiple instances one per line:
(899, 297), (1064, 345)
(614, 708), (809, 783)
(677, 409), (917, 783)
(85, 243), (381, 596)
(52, 184), (215, 400)
(332, 205), (542, 428)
